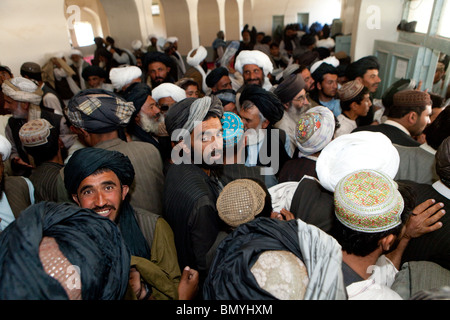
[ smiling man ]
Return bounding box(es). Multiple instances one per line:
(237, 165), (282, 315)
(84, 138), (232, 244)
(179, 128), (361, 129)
(64, 147), (182, 298)
(234, 50), (274, 91)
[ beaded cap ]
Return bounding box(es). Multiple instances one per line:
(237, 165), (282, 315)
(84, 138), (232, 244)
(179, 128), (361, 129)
(221, 111), (244, 147)
(334, 169), (404, 233)
(216, 179), (266, 228)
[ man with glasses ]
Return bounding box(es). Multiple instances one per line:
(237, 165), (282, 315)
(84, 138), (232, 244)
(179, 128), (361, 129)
(273, 73), (311, 156)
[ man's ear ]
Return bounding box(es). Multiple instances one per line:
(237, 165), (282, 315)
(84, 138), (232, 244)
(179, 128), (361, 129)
(380, 234), (395, 252)
(72, 194), (81, 206)
(122, 185), (129, 200)
(406, 111), (418, 125)
(355, 77), (364, 84)
(261, 118), (270, 129)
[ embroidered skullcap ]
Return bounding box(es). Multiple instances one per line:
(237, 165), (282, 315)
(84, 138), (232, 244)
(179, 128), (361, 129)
(2, 77), (43, 105)
(435, 136), (450, 188)
(251, 250), (309, 300)
(274, 73), (306, 104)
(316, 131), (400, 192)
(186, 46), (208, 67)
(334, 169), (404, 233)
(66, 88), (136, 133)
(164, 95), (224, 137)
(206, 67), (229, 88)
(296, 106), (335, 157)
(131, 40), (142, 51)
(216, 179), (267, 228)
(0, 201), (131, 300)
(338, 80), (365, 102)
(19, 119), (54, 147)
(393, 90), (432, 109)
(221, 111), (244, 147)
(239, 84), (284, 125)
(109, 65), (142, 90)
(0, 134), (12, 161)
(235, 50), (274, 76)
(151, 82), (186, 103)
(81, 65), (107, 81)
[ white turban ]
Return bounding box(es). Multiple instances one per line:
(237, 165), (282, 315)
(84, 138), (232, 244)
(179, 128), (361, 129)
(186, 46), (208, 67)
(109, 66), (142, 90)
(296, 106), (336, 157)
(315, 131), (400, 192)
(235, 50), (274, 76)
(166, 37), (178, 44)
(70, 49), (83, 57)
(131, 40), (142, 51)
(310, 56), (340, 74)
(151, 83), (186, 103)
(1, 77), (42, 105)
(0, 134), (11, 161)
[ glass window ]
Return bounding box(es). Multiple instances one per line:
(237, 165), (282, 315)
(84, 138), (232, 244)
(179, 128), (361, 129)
(74, 22), (95, 47)
(438, 0), (450, 37)
(407, 0), (434, 34)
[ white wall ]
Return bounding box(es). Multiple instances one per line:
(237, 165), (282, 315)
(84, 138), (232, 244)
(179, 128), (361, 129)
(0, 0), (72, 77)
(351, 0), (404, 60)
(249, 0), (342, 35)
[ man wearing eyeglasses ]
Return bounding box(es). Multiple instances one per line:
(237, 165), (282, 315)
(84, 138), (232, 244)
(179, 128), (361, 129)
(273, 73), (310, 156)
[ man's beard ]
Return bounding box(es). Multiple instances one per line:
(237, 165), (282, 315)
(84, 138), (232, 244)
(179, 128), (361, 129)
(245, 77), (263, 87)
(139, 112), (164, 135)
(12, 102), (28, 119)
(151, 77), (166, 88)
(287, 102), (309, 123)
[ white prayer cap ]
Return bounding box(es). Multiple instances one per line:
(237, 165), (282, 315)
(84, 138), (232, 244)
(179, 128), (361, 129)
(0, 134), (12, 161)
(151, 83), (186, 102)
(186, 46), (207, 67)
(1, 77), (42, 105)
(310, 56), (340, 75)
(109, 65), (142, 90)
(315, 131), (400, 192)
(70, 49), (83, 57)
(166, 36), (178, 44)
(131, 40), (142, 51)
(234, 50), (274, 76)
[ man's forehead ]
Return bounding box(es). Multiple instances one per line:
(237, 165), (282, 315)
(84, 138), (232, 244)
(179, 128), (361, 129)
(243, 64), (263, 71)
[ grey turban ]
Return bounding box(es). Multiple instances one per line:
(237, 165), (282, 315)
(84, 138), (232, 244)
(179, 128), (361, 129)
(274, 73), (306, 104)
(165, 95), (224, 138)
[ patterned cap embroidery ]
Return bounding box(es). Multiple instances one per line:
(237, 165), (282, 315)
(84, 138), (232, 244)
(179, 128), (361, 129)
(334, 170), (404, 233)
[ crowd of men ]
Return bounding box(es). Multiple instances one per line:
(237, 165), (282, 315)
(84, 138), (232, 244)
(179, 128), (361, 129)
(1, 22), (450, 301)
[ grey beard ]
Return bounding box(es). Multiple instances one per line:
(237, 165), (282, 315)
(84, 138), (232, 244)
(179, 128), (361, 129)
(139, 112), (164, 135)
(287, 103), (308, 124)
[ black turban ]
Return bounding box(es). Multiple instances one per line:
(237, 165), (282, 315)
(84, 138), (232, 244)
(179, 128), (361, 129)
(81, 65), (108, 81)
(206, 67), (229, 88)
(436, 136), (450, 188)
(0, 201), (131, 300)
(143, 51), (173, 71)
(239, 84), (284, 125)
(311, 62), (338, 83)
(203, 217), (303, 300)
(345, 55), (380, 81)
(64, 147), (135, 195)
(123, 82), (152, 115)
(64, 147), (151, 260)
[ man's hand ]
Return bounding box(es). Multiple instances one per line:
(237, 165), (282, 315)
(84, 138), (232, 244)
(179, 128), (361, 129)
(12, 157), (34, 169)
(178, 266), (199, 300)
(270, 208), (295, 221)
(404, 199), (445, 239)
